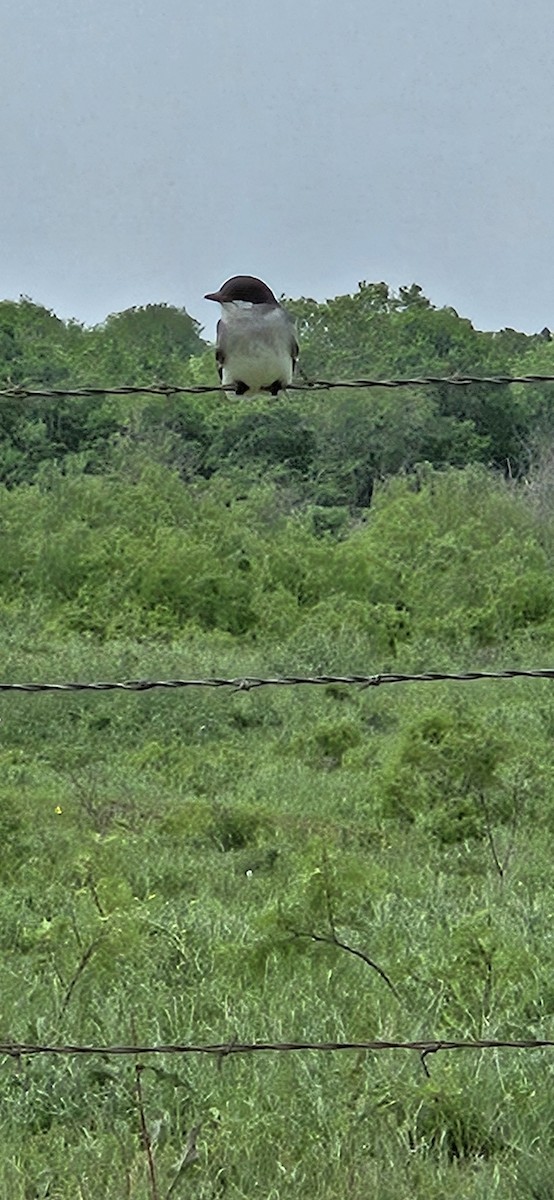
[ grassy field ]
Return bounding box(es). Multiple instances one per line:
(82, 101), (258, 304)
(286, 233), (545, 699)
(4, 293), (554, 1194)
(1, 618), (553, 1198)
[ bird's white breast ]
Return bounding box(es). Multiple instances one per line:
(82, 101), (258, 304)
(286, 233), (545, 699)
(220, 303), (294, 393)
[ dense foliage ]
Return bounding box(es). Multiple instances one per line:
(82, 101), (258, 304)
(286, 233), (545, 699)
(0, 286), (553, 1197)
(1, 284), (554, 492)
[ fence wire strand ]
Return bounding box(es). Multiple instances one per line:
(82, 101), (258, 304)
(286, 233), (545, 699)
(1, 667), (554, 694)
(1, 1037), (553, 1060)
(3, 373), (554, 401)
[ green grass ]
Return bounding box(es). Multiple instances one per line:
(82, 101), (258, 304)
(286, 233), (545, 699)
(0, 628), (553, 1197)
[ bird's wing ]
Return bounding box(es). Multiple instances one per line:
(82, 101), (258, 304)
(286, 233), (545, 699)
(288, 315), (300, 371)
(215, 319), (226, 382)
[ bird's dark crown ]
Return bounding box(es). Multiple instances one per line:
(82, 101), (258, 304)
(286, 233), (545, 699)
(205, 275), (278, 305)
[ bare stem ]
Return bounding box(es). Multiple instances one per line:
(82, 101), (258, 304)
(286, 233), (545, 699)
(58, 935), (105, 1022)
(131, 1016), (160, 1200)
(289, 928), (400, 1001)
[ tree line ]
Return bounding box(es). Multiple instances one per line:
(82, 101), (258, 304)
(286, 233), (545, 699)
(1, 283), (553, 501)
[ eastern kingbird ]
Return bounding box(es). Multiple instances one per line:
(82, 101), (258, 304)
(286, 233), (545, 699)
(204, 275), (299, 397)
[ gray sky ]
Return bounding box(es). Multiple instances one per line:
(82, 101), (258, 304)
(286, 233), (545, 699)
(2, 0), (554, 337)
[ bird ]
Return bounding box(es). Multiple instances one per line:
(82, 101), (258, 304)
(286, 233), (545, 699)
(204, 275), (299, 398)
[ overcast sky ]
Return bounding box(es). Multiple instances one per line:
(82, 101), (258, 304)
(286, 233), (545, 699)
(2, 0), (554, 337)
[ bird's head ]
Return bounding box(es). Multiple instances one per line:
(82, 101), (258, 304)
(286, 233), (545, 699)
(205, 275), (278, 306)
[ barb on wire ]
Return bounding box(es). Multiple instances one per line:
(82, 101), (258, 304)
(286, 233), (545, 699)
(1, 667), (554, 695)
(0, 1037), (552, 1059)
(2, 373), (554, 401)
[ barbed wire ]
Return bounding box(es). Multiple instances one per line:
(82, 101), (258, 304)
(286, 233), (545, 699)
(1, 1036), (552, 1060)
(1, 667), (554, 694)
(3, 373), (554, 401)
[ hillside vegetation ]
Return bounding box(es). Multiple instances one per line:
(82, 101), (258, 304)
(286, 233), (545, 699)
(0, 286), (553, 1198)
